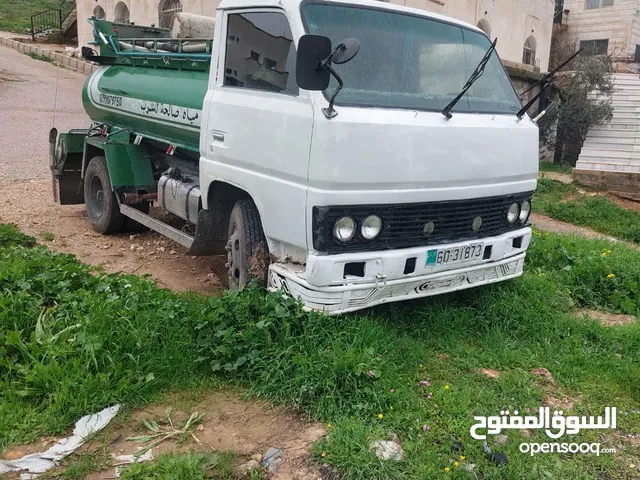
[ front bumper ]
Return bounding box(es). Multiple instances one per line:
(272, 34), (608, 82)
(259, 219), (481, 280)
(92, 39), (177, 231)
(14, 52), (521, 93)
(268, 227), (531, 314)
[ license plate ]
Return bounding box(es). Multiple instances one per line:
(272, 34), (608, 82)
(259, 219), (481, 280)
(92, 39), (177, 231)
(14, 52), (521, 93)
(426, 243), (484, 268)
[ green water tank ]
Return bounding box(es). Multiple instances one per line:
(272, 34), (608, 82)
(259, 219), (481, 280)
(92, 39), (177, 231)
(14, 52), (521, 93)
(82, 64), (209, 152)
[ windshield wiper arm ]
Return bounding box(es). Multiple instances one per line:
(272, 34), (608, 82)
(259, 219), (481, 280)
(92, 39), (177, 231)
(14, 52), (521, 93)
(442, 38), (498, 120)
(516, 48), (582, 120)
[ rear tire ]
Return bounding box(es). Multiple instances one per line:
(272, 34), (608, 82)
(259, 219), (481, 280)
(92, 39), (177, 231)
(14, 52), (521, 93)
(227, 200), (269, 290)
(84, 156), (124, 234)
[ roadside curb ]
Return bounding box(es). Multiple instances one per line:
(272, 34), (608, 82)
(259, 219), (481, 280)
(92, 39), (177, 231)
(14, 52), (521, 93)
(0, 36), (97, 75)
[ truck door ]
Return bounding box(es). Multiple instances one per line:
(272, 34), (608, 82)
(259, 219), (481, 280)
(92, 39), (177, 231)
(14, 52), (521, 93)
(201, 9), (313, 253)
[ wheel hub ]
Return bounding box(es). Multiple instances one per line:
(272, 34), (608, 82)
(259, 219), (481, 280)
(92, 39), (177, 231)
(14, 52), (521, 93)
(88, 174), (105, 219)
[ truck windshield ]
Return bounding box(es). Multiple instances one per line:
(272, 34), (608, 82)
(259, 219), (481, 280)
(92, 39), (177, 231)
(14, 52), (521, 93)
(302, 3), (522, 115)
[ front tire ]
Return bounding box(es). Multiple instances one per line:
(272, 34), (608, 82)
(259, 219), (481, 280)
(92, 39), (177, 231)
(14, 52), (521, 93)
(227, 200), (269, 290)
(84, 156), (124, 234)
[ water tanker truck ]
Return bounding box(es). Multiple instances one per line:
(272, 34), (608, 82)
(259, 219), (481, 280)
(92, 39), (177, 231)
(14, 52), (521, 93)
(50, 0), (540, 314)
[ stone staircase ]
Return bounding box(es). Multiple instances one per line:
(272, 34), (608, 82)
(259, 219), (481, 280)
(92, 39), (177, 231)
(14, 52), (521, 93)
(574, 74), (640, 200)
(576, 74), (640, 175)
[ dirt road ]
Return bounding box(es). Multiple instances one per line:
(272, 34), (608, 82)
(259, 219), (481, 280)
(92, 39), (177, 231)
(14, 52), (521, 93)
(0, 41), (87, 180)
(0, 42), (224, 293)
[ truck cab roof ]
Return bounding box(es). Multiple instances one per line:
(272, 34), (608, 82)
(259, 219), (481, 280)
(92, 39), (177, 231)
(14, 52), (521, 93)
(216, 0), (484, 36)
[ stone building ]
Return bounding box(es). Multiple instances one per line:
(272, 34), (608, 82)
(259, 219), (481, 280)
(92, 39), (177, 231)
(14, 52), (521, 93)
(557, 0), (640, 58)
(77, 0), (555, 74)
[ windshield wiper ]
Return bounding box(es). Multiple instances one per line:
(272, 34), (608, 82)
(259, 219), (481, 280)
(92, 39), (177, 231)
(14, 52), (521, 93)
(516, 48), (582, 120)
(442, 38), (498, 120)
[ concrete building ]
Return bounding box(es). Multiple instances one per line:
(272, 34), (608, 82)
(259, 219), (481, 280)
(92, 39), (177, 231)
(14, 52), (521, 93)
(558, 0), (640, 58)
(77, 0), (555, 73)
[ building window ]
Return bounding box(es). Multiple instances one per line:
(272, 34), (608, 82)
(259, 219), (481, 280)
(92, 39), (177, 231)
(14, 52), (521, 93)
(586, 0), (614, 8)
(223, 12), (298, 95)
(114, 2), (130, 23)
(554, 0), (565, 23)
(580, 39), (609, 55)
(522, 36), (537, 66)
(476, 19), (491, 38)
(159, 0), (183, 29)
(93, 6), (106, 20)
(635, 45), (640, 61)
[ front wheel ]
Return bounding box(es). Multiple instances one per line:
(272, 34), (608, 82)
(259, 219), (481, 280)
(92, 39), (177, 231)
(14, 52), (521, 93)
(226, 200), (269, 290)
(84, 156), (124, 234)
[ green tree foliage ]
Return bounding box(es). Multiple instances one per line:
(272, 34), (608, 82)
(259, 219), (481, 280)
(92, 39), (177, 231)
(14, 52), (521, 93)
(539, 36), (613, 166)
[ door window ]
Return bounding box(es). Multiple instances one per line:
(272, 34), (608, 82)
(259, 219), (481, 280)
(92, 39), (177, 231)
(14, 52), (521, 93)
(224, 12), (298, 95)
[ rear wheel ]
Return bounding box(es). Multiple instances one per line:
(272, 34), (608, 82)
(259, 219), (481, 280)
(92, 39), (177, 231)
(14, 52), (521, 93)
(84, 156), (124, 234)
(226, 200), (269, 290)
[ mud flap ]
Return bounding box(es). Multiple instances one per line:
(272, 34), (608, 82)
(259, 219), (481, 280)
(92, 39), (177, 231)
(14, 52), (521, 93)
(102, 143), (155, 189)
(51, 128), (86, 205)
(188, 208), (229, 256)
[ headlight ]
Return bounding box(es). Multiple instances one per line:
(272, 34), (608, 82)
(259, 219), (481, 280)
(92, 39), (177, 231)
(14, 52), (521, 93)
(361, 215), (382, 240)
(519, 200), (531, 223)
(507, 202), (520, 224)
(333, 216), (357, 242)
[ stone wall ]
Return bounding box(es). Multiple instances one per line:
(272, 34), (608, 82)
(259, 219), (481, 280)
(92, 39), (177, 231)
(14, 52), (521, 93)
(562, 0), (640, 57)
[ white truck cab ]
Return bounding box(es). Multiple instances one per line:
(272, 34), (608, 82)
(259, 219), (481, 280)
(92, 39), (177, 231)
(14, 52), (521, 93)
(199, 0), (537, 313)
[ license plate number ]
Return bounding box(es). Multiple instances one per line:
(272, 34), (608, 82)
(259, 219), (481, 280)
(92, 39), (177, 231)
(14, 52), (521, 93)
(426, 244), (484, 268)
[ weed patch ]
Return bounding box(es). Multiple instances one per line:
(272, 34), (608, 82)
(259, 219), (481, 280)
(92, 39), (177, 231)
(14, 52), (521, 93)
(539, 162), (573, 175)
(0, 224), (36, 248)
(118, 451), (246, 480)
(40, 231), (55, 242)
(26, 51), (54, 63)
(1, 225), (639, 479)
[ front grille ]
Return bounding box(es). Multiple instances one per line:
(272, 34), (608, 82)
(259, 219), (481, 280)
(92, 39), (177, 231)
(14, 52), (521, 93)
(313, 192), (533, 253)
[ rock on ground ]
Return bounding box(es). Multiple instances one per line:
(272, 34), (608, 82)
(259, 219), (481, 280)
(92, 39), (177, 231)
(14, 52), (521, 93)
(370, 440), (404, 461)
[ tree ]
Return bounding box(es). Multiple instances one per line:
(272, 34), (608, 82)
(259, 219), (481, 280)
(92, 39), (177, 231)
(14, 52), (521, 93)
(539, 36), (613, 166)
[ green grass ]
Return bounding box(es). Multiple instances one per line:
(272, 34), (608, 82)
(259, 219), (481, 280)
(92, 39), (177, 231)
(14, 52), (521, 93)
(539, 162), (573, 175)
(39, 230), (55, 241)
(0, 0), (75, 34)
(55, 449), (111, 480)
(534, 178), (640, 243)
(27, 51), (53, 62)
(0, 223), (36, 247)
(1, 224), (639, 479)
(118, 452), (250, 480)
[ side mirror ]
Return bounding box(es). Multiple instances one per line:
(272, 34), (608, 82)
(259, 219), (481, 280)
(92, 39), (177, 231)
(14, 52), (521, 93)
(331, 37), (360, 64)
(296, 34), (332, 91)
(296, 35), (361, 91)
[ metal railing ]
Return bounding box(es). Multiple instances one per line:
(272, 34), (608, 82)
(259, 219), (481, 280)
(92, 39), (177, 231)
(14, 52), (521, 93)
(30, 0), (75, 41)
